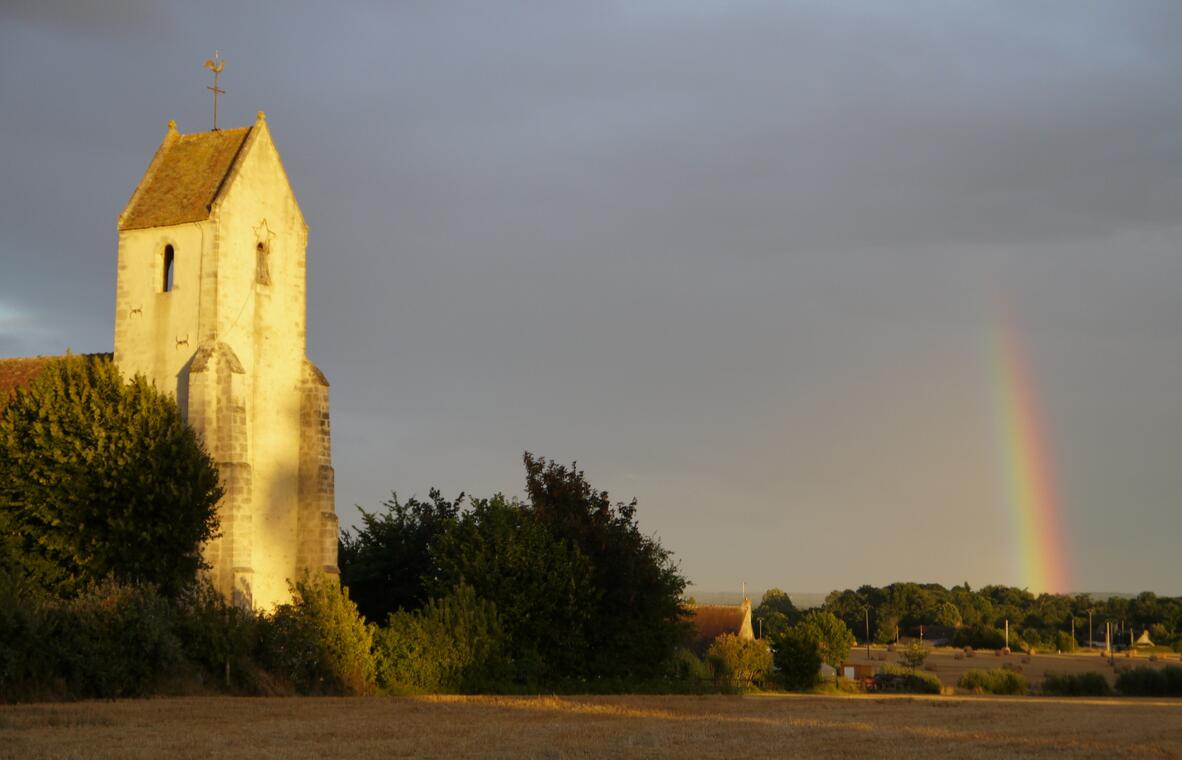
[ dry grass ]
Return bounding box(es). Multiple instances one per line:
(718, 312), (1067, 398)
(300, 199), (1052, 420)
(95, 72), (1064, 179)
(852, 646), (1180, 688)
(3, 692), (1181, 759)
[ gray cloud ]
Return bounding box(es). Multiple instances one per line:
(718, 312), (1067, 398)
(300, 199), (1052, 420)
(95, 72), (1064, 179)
(3, 1), (1181, 593)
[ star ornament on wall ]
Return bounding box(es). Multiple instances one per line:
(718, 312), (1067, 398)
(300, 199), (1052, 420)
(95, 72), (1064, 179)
(253, 219), (277, 248)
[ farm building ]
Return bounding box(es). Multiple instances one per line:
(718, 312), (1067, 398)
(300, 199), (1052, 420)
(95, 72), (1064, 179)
(684, 598), (755, 655)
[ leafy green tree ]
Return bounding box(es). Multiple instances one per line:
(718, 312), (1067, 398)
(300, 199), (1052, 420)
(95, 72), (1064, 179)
(753, 588), (799, 639)
(936, 601), (962, 628)
(706, 633), (772, 688)
(430, 494), (598, 679)
(772, 623), (822, 690)
(800, 610), (855, 685)
(338, 489), (461, 623)
(0, 355), (220, 596)
(522, 453), (688, 679)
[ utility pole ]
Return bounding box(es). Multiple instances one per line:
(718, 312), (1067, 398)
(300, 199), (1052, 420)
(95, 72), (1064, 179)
(1071, 617), (1075, 652)
(864, 607), (871, 661)
(1088, 610), (1093, 649)
(1005, 619), (1009, 650)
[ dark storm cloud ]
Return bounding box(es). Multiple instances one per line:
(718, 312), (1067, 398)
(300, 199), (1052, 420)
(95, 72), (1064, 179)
(2, 1), (1181, 593)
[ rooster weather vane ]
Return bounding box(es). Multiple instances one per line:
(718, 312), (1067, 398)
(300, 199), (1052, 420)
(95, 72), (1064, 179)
(204, 51), (226, 131)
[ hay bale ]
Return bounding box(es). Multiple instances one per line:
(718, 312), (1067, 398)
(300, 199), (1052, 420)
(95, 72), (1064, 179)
(924, 663), (937, 672)
(1021, 656), (1030, 664)
(954, 653), (963, 661)
(963, 646), (974, 657)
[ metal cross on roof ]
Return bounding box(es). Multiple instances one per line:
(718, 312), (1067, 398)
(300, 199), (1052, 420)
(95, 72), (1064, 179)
(203, 51), (226, 131)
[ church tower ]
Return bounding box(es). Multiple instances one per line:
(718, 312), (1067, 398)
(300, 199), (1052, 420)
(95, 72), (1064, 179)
(113, 113), (338, 609)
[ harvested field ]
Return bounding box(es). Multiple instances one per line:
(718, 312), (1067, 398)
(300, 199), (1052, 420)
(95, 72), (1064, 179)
(855, 646), (1180, 689)
(3, 693), (1181, 759)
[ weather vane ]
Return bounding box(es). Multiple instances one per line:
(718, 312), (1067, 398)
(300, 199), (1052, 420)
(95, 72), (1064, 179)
(203, 51), (225, 131)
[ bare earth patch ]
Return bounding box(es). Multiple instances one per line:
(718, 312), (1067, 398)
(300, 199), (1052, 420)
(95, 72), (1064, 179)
(3, 693), (1181, 759)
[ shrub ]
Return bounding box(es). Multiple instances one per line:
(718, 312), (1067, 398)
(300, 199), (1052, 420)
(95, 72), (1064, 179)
(874, 662), (941, 694)
(259, 573), (375, 695)
(173, 581), (261, 690)
(375, 583), (507, 693)
(665, 647), (710, 683)
(1055, 630), (1076, 653)
(900, 640), (928, 670)
(958, 668), (1027, 695)
(1042, 672), (1111, 697)
(706, 634), (773, 688)
(50, 580), (184, 698)
(0, 572), (55, 699)
(1115, 665), (1182, 697)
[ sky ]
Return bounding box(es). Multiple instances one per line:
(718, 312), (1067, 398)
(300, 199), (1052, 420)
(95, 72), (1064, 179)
(2, 1), (1181, 595)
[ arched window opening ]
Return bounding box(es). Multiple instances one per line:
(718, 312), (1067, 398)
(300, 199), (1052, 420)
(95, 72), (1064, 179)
(256, 241), (271, 286)
(162, 244), (175, 292)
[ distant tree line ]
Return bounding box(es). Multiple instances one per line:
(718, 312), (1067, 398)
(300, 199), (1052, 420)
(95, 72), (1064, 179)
(753, 582), (1182, 654)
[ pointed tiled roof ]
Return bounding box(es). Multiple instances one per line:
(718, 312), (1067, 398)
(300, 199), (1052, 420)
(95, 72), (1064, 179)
(684, 602), (755, 654)
(119, 125), (252, 231)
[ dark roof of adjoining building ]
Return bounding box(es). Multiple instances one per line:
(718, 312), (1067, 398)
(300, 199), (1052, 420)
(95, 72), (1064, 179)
(0, 356), (58, 404)
(119, 126), (252, 231)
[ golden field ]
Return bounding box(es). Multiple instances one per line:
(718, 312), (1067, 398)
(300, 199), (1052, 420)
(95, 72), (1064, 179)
(3, 691), (1181, 759)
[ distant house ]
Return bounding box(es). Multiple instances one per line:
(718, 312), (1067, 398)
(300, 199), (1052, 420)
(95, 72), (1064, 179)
(684, 598), (755, 655)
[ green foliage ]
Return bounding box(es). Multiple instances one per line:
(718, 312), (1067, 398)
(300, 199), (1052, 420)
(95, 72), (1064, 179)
(1041, 672), (1111, 697)
(799, 611), (855, 679)
(936, 601), (962, 628)
(951, 624), (1006, 650)
(375, 583), (508, 693)
(705, 633), (773, 688)
(259, 573), (375, 695)
(522, 454), (688, 679)
(338, 489), (460, 623)
(1115, 665), (1182, 697)
(772, 623), (822, 691)
(430, 494), (597, 680)
(1054, 630), (1076, 653)
(958, 668), (1028, 695)
(900, 640), (928, 670)
(875, 662), (942, 694)
(665, 647), (711, 683)
(0, 355), (220, 596)
(753, 588), (799, 640)
(49, 580), (184, 698)
(0, 571), (55, 697)
(173, 581), (261, 690)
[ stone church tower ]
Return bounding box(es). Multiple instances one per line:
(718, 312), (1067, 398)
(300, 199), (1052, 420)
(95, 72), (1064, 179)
(113, 112), (337, 609)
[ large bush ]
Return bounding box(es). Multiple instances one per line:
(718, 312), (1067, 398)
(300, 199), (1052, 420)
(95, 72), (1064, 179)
(958, 668), (1028, 695)
(1042, 671), (1111, 697)
(706, 634), (772, 688)
(874, 662), (942, 694)
(1115, 665), (1182, 697)
(0, 355), (220, 596)
(951, 624), (1006, 650)
(49, 580), (184, 698)
(375, 583), (507, 693)
(259, 573), (375, 695)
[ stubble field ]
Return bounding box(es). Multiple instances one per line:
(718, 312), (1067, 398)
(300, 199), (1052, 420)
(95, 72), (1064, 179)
(2, 692), (1181, 759)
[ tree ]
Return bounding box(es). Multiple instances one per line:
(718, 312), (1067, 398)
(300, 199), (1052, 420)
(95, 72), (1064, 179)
(800, 610), (855, 685)
(773, 623), (822, 690)
(429, 494), (598, 679)
(522, 453), (688, 679)
(900, 640), (928, 670)
(0, 355), (220, 596)
(753, 588), (799, 640)
(338, 489), (461, 623)
(706, 634), (772, 688)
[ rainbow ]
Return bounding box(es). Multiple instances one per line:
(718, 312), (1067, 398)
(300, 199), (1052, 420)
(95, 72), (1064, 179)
(990, 317), (1069, 593)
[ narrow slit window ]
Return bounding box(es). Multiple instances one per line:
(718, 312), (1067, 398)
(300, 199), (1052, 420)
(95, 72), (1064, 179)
(162, 245), (175, 292)
(256, 242), (271, 286)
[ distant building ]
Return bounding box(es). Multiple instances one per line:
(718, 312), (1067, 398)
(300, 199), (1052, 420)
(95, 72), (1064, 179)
(684, 598), (755, 655)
